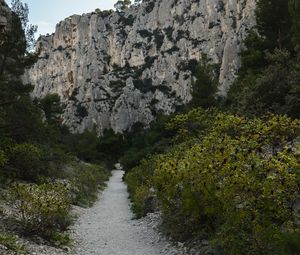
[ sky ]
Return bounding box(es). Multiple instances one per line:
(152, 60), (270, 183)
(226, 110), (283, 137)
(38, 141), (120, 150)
(8, 0), (116, 36)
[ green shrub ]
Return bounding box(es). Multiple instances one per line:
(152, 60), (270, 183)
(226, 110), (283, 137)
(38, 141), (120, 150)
(49, 231), (72, 247)
(0, 232), (27, 254)
(71, 162), (109, 207)
(0, 150), (7, 167)
(6, 183), (72, 237)
(125, 158), (158, 218)
(132, 184), (154, 218)
(280, 231), (300, 255)
(8, 143), (43, 181)
(127, 108), (300, 254)
(154, 112), (300, 253)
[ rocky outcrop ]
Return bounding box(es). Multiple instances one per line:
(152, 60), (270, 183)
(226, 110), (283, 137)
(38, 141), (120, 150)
(26, 0), (256, 134)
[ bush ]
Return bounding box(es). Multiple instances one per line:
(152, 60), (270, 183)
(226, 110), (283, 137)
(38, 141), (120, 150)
(125, 158), (158, 217)
(71, 162), (110, 207)
(49, 231), (72, 247)
(126, 108), (300, 254)
(0, 232), (27, 254)
(8, 143), (43, 181)
(0, 150), (7, 167)
(6, 183), (72, 237)
(155, 112), (300, 253)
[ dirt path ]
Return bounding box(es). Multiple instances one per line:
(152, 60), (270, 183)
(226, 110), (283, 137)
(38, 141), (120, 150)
(70, 170), (176, 255)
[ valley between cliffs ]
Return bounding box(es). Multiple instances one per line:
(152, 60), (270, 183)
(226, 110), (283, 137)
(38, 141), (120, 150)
(70, 170), (189, 255)
(25, 170), (196, 255)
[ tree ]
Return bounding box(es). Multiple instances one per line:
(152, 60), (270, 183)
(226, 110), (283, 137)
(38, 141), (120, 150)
(114, 0), (131, 12)
(190, 54), (218, 108)
(289, 0), (300, 47)
(0, 0), (37, 76)
(10, 0), (37, 51)
(228, 49), (300, 118)
(39, 94), (63, 125)
(227, 0), (300, 118)
(256, 0), (292, 50)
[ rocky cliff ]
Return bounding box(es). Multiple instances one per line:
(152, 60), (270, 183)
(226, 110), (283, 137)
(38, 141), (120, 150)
(26, 0), (256, 134)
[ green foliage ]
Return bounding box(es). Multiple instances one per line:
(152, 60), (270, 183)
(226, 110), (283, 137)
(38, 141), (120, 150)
(280, 231), (300, 255)
(228, 49), (300, 118)
(126, 108), (300, 254)
(62, 127), (126, 168)
(125, 158), (158, 217)
(0, 0), (111, 248)
(96, 129), (125, 166)
(6, 183), (73, 237)
(227, 0), (300, 118)
(256, 0), (292, 50)
(70, 162), (110, 207)
(120, 113), (175, 171)
(0, 232), (27, 254)
(39, 93), (63, 125)
(289, 0), (300, 46)
(64, 129), (100, 163)
(190, 54), (218, 108)
(114, 0), (131, 12)
(75, 104), (88, 118)
(0, 77), (45, 143)
(0, 150), (7, 168)
(165, 107), (218, 143)
(10, 0), (37, 52)
(8, 143), (42, 181)
(48, 231), (72, 247)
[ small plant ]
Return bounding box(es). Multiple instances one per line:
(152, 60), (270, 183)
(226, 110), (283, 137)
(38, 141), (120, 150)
(0, 232), (27, 254)
(75, 104), (88, 118)
(49, 231), (72, 247)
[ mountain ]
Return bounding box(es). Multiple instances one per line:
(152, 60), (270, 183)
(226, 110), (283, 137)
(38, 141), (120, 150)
(25, 0), (256, 134)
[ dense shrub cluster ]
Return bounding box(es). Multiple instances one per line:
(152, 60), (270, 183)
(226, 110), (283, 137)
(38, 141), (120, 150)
(3, 160), (109, 242)
(6, 183), (72, 236)
(125, 158), (158, 217)
(126, 109), (300, 254)
(70, 162), (110, 207)
(0, 0), (110, 250)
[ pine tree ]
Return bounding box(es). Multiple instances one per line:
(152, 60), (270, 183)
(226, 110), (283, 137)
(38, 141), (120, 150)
(289, 0), (300, 47)
(190, 55), (218, 108)
(114, 0), (132, 12)
(256, 0), (292, 50)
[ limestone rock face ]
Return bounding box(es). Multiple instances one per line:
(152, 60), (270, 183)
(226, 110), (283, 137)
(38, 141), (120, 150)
(26, 0), (256, 134)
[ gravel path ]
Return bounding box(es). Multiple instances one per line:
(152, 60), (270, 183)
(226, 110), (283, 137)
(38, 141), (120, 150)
(6, 169), (203, 255)
(70, 170), (184, 255)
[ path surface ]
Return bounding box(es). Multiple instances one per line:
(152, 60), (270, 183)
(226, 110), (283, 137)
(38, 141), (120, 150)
(71, 170), (171, 255)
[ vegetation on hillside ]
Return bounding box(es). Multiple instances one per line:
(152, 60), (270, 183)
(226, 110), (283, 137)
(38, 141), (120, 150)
(0, 0), (109, 252)
(0, 0), (299, 254)
(123, 0), (300, 254)
(227, 0), (300, 118)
